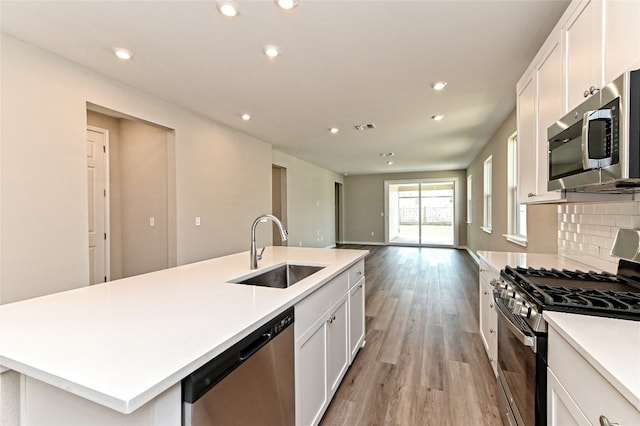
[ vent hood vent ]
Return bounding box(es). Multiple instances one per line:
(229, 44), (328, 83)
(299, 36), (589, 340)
(354, 123), (376, 131)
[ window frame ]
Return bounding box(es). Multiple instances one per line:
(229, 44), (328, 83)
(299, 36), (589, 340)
(466, 175), (472, 224)
(482, 156), (492, 233)
(506, 132), (528, 246)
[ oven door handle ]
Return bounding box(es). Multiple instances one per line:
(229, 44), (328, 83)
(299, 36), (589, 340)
(495, 299), (537, 352)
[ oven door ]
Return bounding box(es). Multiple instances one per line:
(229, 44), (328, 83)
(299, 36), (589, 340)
(495, 297), (546, 426)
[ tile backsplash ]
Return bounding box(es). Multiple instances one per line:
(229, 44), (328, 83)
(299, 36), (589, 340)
(557, 201), (640, 273)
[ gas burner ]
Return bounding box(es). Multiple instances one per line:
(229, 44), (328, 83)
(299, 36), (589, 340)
(500, 265), (640, 321)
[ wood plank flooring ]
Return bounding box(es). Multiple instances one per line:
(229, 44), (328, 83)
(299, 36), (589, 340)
(320, 245), (502, 426)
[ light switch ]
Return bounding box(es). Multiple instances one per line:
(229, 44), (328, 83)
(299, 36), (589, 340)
(195, 216), (201, 226)
(149, 217), (155, 227)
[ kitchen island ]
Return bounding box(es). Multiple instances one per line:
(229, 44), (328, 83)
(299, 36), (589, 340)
(0, 246), (368, 425)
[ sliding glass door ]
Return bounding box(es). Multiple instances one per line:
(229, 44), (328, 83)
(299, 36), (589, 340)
(386, 179), (455, 246)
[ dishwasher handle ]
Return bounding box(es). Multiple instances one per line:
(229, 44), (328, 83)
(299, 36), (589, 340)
(239, 332), (272, 361)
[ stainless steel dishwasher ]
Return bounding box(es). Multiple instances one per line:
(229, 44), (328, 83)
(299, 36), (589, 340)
(182, 307), (295, 426)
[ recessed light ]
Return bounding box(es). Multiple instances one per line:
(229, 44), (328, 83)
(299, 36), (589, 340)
(241, 114), (251, 121)
(387, 161), (394, 165)
(432, 114), (445, 121)
(217, 1), (239, 17)
(329, 127), (340, 134)
(264, 45), (281, 58)
(379, 152), (394, 157)
(275, 0), (298, 10)
(431, 81), (447, 91)
(113, 48), (132, 60)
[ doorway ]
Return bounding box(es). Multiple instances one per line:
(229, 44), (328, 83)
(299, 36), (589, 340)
(272, 165), (288, 246)
(335, 182), (343, 245)
(87, 107), (176, 282)
(385, 179), (456, 247)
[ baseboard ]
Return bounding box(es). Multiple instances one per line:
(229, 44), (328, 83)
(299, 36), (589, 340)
(461, 246), (480, 265)
(340, 241), (386, 246)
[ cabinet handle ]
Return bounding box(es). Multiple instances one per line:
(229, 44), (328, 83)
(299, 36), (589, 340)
(599, 415), (619, 426)
(527, 192), (536, 198)
(490, 328), (495, 334)
(483, 290), (489, 295)
(357, 284), (363, 289)
(590, 86), (600, 95)
(327, 314), (336, 324)
(490, 304), (494, 308)
(584, 89), (590, 98)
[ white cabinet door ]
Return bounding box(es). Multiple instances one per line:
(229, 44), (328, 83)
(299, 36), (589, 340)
(535, 33), (564, 203)
(547, 368), (590, 426)
(517, 72), (538, 204)
(478, 262), (498, 376)
(327, 295), (349, 397)
(349, 278), (365, 361)
(603, 0), (640, 83)
(563, 0), (604, 111)
(295, 319), (327, 426)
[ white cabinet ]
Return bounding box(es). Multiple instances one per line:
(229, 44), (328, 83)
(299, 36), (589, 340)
(478, 259), (498, 376)
(603, 0), (640, 83)
(562, 0), (604, 111)
(295, 259), (366, 426)
(516, 29), (564, 204)
(562, 0), (640, 110)
(547, 327), (640, 426)
(327, 296), (349, 396)
(348, 259), (365, 362)
(348, 278), (365, 361)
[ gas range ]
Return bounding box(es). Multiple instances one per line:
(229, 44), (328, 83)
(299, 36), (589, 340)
(495, 260), (640, 333)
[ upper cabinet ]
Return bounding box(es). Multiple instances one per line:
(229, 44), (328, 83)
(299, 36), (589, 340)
(516, 28), (564, 203)
(603, 0), (640, 83)
(516, 0), (640, 204)
(562, 0), (603, 111)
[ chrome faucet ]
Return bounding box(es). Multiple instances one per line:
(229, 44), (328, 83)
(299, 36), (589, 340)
(250, 214), (288, 269)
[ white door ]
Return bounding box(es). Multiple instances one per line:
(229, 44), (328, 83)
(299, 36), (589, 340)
(87, 127), (109, 284)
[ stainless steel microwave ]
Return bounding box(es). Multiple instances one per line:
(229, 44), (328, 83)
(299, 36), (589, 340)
(547, 69), (639, 192)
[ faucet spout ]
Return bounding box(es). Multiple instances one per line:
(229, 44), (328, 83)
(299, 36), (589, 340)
(250, 214), (288, 269)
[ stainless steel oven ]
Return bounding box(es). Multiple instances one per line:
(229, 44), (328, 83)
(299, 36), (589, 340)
(494, 251), (640, 426)
(494, 295), (547, 426)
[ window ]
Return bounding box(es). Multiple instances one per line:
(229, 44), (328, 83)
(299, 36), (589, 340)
(482, 156), (492, 233)
(507, 132), (527, 245)
(466, 175), (472, 224)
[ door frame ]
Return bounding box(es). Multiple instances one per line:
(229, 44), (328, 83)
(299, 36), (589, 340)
(384, 177), (459, 247)
(88, 125), (111, 282)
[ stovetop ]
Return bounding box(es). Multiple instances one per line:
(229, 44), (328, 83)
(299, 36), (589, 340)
(500, 265), (640, 321)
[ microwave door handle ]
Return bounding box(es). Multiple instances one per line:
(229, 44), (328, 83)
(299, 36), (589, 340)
(581, 110), (595, 170)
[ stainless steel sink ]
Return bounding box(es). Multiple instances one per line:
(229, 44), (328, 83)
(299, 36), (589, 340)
(229, 264), (325, 289)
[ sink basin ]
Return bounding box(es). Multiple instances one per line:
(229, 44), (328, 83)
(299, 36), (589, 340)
(230, 264), (325, 289)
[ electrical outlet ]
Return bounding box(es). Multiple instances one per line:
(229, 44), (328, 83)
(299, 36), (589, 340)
(149, 217), (155, 227)
(195, 217), (201, 226)
(371, 231), (375, 236)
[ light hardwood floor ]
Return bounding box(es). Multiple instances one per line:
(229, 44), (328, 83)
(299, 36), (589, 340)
(320, 245), (502, 426)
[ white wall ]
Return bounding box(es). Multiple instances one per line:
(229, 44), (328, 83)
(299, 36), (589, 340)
(0, 34), (273, 304)
(272, 151), (343, 248)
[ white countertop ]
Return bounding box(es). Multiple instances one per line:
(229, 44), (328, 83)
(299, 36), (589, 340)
(544, 311), (640, 411)
(477, 250), (602, 273)
(0, 246), (367, 414)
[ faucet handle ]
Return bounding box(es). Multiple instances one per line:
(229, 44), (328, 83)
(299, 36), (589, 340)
(257, 246), (266, 261)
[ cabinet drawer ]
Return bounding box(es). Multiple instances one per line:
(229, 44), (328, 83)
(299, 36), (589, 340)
(295, 271), (348, 338)
(348, 260), (364, 288)
(548, 328), (639, 425)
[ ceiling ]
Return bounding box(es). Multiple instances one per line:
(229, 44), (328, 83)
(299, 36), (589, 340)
(0, 0), (569, 175)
